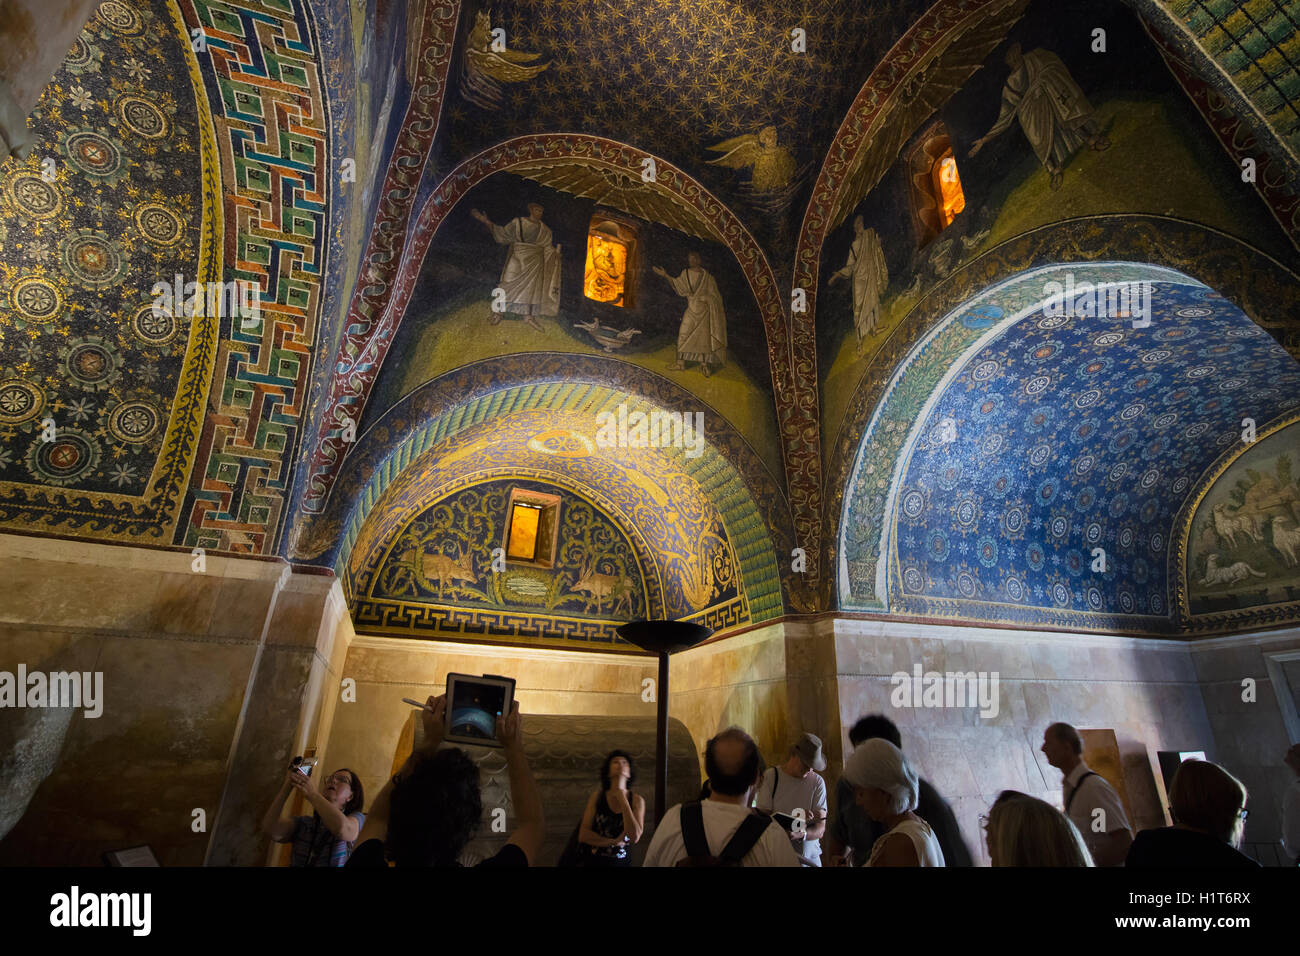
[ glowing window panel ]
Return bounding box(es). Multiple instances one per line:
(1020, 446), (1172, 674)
(583, 233), (627, 306)
(933, 152), (966, 229)
(506, 503), (541, 561)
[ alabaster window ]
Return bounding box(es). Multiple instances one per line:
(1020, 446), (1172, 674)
(932, 149), (966, 229)
(503, 487), (562, 568)
(583, 214), (638, 308)
(907, 124), (966, 246)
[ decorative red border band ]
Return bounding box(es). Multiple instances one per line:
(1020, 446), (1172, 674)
(302, 131), (824, 607)
(300, 0), (460, 506)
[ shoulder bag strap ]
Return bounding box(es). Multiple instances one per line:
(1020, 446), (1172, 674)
(720, 813), (774, 864)
(1065, 770), (1100, 814)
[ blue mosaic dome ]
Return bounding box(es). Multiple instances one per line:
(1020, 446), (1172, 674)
(843, 266), (1300, 632)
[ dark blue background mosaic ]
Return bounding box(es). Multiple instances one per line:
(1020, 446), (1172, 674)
(0, 0), (201, 497)
(892, 280), (1300, 623)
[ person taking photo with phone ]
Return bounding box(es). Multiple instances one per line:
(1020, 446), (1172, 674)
(262, 763), (365, 867)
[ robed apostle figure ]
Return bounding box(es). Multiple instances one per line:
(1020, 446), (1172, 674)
(828, 215), (888, 354)
(969, 43), (1109, 190)
(653, 252), (727, 377)
(472, 201), (562, 330)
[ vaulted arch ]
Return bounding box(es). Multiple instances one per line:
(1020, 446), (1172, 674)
(837, 259), (1300, 635)
(293, 353), (801, 620)
(295, 132), (822, 598)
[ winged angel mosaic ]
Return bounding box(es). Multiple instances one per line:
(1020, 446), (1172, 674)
(460, 8), (551, 110)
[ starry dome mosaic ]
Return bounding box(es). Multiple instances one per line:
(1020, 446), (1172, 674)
(841, 264), (1300, 634)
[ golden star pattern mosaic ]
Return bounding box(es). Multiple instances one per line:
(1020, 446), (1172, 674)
(0, 0), (219, 538)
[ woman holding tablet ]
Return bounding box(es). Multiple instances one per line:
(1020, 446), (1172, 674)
(347, 693), (545, 867)
(577, 750), (646, 866)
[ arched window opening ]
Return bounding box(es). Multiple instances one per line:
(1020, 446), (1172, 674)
(932, 149), (966, 229)
(503, 487), (562, 568)
(583, 213), (639, 308)
(907, 124), (965, 247)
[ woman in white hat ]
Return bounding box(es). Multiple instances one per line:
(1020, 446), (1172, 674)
(843, 738), (945, 866)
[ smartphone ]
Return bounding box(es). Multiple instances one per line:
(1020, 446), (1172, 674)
(292, 756), (318, 777)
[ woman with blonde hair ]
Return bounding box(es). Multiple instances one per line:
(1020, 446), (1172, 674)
(983, 790), (1093, 866)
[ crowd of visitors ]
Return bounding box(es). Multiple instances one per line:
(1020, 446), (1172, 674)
(261, 701), (1281, 868)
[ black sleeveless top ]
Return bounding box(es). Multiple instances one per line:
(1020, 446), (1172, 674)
(589, 791), (630, 859)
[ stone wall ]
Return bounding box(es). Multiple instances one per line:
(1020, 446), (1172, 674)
(0, 534), (351, 866)
(0, 534), (286, 864)
(667, 622), (794, 781)
(832, 617), (1216, 865)
(207, 570), (354, 866)
(1191, 626), (1300, 866)
(0, 0), (100, 117)
(325, 636), (660, 842)
(1, 532), (1292, 865)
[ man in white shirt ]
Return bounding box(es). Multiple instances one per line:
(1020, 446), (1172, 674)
(643, 727), (801, 867)
(755, 732), (830, 865)
(1283, 743), (1300, 865)
(1041, 722), (1133, 866)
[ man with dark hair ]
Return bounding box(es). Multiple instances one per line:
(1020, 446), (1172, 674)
(706, 726), (762, 796)
(643, 727), (799, 866)
(385, 748), (484, 866)
(825, 714), (973, 867)
(1042, 721), (1131, 867)
(347, 695), (544, 867)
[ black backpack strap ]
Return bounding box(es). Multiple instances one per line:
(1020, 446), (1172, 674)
(770, 768), (779, 804)
(1065, 771), (1100, 814)
(680, 802), (710, 859)
(719, 813), (774, 864)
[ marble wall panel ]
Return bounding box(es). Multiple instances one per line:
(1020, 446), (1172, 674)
(0, 535), (299, 865)
(669, 624), (790, 778)
(1191, 628), (1300, 850)
(831, 619), (1215, 865)
(324, 636), (661, 834)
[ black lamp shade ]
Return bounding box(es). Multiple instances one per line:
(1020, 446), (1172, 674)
(616, 619), (712, 654)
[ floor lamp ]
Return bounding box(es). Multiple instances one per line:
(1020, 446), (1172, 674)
(615, 619), (713, 825)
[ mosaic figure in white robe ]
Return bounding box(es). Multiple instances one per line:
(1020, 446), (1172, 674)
(472, 202), (562, 330)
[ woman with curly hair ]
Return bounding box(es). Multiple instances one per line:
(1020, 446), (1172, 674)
(576, 750), (646, 867)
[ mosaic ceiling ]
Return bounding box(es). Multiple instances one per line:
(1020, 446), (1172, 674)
(840, 263), (1300, 634)
(1157, 0), (1300, 162)
(0, 0), (214, 535)
(332, 361), (792, 616)
(3, 0), (1300, 640)
(0, 0), (336, 552)
(338, 393), (784, 647)
(433, 0), (934, 248)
